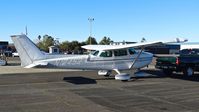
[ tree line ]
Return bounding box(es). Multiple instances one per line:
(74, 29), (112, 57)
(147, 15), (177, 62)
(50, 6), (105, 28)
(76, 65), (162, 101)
(37, 35), (113, 54)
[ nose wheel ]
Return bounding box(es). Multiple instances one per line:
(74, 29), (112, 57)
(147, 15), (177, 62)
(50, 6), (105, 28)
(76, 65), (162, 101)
(115, 73), (131, 81)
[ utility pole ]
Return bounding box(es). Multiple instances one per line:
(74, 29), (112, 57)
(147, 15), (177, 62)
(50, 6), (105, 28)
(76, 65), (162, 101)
(55, 38), (60, 45)
(88, 17), (94, 45)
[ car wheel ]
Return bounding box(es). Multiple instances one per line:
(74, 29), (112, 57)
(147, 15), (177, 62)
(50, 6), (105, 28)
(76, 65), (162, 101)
(183, 67), (194, 76)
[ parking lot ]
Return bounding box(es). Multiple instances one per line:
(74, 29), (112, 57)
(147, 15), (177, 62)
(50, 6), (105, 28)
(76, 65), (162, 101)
(0, 58), (199, 112)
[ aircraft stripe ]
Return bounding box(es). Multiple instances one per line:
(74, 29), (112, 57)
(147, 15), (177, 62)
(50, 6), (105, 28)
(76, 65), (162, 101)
(88, 57), (152, 62)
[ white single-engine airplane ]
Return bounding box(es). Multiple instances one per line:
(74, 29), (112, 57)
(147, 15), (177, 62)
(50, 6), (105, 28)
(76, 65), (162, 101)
(11, 34), (187, 81)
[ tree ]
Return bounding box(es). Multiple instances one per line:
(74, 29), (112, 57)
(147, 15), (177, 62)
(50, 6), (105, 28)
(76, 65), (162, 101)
(80, 41), (86, 46)
(85, 36), (98, 45)
(99, 36), (112, 45)
(71, 41), (80, 51)
(37, 35), (55, 52)
(59, 41), (70, 52)
(59, 40), (85, 54)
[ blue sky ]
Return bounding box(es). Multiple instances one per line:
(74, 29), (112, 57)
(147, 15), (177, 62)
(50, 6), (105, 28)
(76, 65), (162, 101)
(0, 0), (199, 43)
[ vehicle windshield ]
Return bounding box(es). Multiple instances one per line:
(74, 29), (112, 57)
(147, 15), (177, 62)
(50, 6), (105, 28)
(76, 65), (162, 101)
(92, 51), (99, 56)
(180, 49), (199, 55)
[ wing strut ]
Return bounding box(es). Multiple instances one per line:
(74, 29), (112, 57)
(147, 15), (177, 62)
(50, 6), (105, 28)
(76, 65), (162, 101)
(130, 46), (144, 69)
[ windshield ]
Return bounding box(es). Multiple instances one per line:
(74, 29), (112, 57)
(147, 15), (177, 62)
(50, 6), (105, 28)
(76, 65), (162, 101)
(180, 49), (199, 55)
(92, 51), (99, 56)
(129, 48), (136, 55)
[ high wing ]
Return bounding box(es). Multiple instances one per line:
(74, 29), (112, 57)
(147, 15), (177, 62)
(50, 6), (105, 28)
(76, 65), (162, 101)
(81, 41), (162, 51)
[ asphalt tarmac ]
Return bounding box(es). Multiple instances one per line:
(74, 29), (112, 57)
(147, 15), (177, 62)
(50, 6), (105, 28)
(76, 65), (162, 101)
(0, 61), (199, 112)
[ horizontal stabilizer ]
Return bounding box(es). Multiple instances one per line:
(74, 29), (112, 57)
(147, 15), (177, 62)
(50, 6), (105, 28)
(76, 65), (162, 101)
(25, 61), (48, 68)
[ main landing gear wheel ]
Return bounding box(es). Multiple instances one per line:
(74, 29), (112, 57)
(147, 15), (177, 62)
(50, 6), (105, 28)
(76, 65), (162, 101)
(98, 70), (112, 77)
(115, 73), (131, 81)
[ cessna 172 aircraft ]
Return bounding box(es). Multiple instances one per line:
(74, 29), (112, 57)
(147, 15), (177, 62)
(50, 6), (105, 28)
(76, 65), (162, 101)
(11, 34), (187, 81)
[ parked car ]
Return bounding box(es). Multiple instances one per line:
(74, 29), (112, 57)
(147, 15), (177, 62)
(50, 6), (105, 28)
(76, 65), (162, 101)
(156, 49), (199, 76)
(0, 59), (6, 66)
(12, 52), (19, 57)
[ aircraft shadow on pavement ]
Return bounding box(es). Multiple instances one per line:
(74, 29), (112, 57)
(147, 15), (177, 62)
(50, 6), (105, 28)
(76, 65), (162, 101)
(94, 70), (166, 82)
(143, 69), (199, 82)
(133, 69), (166, 79)
(63, 70), (199, 84)
(63, 76), (97, 85)
(167, 73), (199, 82)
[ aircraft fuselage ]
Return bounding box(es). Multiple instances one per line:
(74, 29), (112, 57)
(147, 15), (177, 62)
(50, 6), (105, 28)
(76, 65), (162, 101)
(38, 50), (153, 70)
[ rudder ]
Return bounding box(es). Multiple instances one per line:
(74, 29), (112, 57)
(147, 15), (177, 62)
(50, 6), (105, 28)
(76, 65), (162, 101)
(11, 34), (45, 67)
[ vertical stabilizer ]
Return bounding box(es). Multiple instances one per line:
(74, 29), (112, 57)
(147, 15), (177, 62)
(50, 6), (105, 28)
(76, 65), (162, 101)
(11, 34), (45, 67)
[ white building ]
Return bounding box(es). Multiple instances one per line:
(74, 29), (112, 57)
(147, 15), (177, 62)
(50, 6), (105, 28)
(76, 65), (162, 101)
(49, 46), (59, 54)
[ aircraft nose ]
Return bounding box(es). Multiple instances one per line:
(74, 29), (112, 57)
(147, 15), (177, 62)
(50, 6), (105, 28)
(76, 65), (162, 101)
(149, 53), (153, 57)
(145, 52), (153, 62)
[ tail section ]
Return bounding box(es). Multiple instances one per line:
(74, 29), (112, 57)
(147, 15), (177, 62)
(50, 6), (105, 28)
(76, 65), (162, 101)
(11, 34), (45, 67)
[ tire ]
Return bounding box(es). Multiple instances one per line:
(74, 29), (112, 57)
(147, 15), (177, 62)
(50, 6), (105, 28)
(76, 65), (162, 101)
(98, 70), (111, 77)
(104, 70), (111, 77)
(121, 80), (128, 82)
(104, 74), (110, 77)
(183, 67), (194, 76)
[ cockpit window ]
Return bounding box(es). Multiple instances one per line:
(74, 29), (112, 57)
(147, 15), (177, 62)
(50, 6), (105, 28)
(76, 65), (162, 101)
(114, 49), (127, 56)
(129, 48), (136, 55)
(92, 51), (99, 56)
(100, 51), (112, 57)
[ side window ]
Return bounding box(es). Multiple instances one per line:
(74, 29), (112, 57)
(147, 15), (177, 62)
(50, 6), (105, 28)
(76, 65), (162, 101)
(100, 51), (112, 57)
(180, 49), (199, 55)
(129, 48), (136, 55)
(192, 49), (199, 55)
(180, 49), (189, 55)
(114, 49), (127, 56)
(196, 49), (199, 55)
(92, 51), (99, 56)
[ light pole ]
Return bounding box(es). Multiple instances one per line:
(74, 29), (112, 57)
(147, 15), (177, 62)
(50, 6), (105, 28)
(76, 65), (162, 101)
(88, 17), (94, 45)
(25, 26), (28, 35)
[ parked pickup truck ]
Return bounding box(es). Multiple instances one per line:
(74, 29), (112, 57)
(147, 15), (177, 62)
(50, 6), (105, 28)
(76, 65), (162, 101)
(155, 49), (199, 76)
